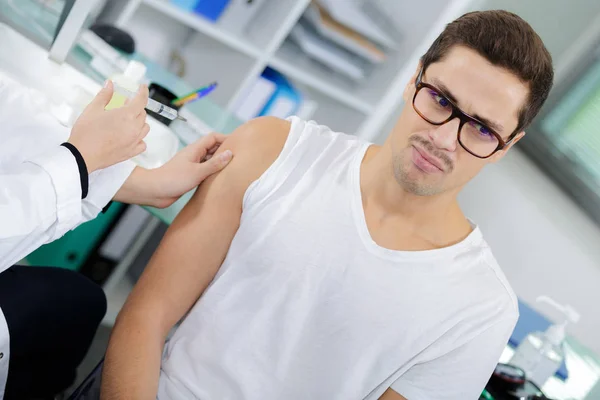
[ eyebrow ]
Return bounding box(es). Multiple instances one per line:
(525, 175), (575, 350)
(429, 78), (505, 133)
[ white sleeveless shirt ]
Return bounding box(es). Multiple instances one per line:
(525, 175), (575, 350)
(158, 117), (518, 400)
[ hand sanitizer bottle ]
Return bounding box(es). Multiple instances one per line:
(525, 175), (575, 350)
(509, 296), (580, 387)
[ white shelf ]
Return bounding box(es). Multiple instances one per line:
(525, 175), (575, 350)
(113, 0), (479, 139)
(270, 40), (374, 114)
(141, 0), (263, 59)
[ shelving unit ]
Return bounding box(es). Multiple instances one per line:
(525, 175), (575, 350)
(270, 40), (374, 114)
(108, 0), (478, 141)
(142, 0), (263, 58)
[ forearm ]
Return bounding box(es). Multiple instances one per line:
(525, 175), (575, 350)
(113, 166), (169, 208)
(101, 309), (165, 399)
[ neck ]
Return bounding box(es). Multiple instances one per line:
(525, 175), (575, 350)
(360, 144), (470, 246)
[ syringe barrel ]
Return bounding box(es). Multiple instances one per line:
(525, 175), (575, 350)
(113, 83), (179, 120)
(145, 98), (178, 120)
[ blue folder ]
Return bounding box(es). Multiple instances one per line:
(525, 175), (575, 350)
(194, 0), (230, 22)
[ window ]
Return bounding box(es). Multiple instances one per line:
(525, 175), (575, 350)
(0, 0), (69, 48)
(520, 44), (600, 226)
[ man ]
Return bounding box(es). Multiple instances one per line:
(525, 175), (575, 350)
(103, 10), (553, 400)
(0, 76), (231, 398)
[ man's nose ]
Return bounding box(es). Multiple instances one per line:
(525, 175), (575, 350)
(429, 118), (460, 152)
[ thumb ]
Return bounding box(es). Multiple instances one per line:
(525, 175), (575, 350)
(195, 150), (233, 181)
(89, 80), (114, 109)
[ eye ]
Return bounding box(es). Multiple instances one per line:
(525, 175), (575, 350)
(469, 121), (492, 137)
(427, 89), (450, 108)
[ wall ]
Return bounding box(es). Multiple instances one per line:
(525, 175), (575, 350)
(480, 0), (600, 64)
(458, 149), (600, 354)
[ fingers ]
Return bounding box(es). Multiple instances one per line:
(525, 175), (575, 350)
(127, 84), (149, 115)
(209, 133), (228, 148)
(185, 133), (229, 162)
(206, 143), (221, 155)
(196, 149), (233, 180)
(133, 140), (147, 156)
(198, 133), (228, 150)
(210, 133), (228, 143)
(136, 109), (147, 126)
(203, 138), (225, 160)
(89, 80), (114, 109)
(139, 123), (150, 140)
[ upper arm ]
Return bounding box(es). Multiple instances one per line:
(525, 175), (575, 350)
(118, 117), (290, 337)
(379, 388), (407, 400)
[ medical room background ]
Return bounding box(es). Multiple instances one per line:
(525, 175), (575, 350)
(1, 0), (600, 398)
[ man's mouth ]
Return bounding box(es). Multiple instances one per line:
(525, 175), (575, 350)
(411, 146), (445, 173)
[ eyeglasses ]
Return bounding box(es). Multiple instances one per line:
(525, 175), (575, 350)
(412, 68), (515, 159)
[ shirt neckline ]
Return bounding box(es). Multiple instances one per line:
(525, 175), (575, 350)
(349, 143), (484, 262)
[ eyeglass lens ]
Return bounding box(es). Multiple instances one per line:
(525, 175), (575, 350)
(414, 87), (499, 158)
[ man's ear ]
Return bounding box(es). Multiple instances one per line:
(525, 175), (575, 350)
(403, 63), (422, 103)
(489, 131), (525, 163)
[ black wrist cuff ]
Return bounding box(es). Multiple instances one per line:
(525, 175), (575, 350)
(61, 142), (89, 199)
(102, 201), (113, 213)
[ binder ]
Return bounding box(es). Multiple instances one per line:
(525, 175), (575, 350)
(317, 0), (396, 48)
(290, 23), (366, 81)
(232, 76), (277, 121)
(219, 0), (268, 33)
(259, 67), (302, 119)
(303, 3), (386, 63)
(193, 0), (231, 22)
(169, 0), (200, 11)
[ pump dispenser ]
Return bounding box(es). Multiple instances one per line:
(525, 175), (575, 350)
(509, 296), (580, 387)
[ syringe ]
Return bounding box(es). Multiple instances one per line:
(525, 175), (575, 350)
(113, 84), (187, 122)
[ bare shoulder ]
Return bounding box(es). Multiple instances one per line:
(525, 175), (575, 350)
(224, 116), (290, 163)
(214, 116), (291, 187)
(183, 117), (291, 214)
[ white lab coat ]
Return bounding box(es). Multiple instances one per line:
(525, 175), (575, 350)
(0, 76), (135, 396)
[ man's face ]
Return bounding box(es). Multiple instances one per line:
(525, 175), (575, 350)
(390, 46), (529, 196)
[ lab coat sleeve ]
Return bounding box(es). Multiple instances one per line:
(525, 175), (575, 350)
(82, 160), (136, 220)
(0, 146), (82, 271)
(0, 74), (136, 221)
(0, 143), (136, 274)
(0, 74), (136, 270)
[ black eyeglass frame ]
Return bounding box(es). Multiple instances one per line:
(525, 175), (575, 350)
(412, 68), (518, 159)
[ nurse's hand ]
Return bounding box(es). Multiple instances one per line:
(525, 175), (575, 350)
(68, 80), (150, 173)
(114, 133), (233, 208)
(150, 133), (233, 207)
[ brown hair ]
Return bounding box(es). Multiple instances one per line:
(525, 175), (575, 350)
(421, 10), (554, 135)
